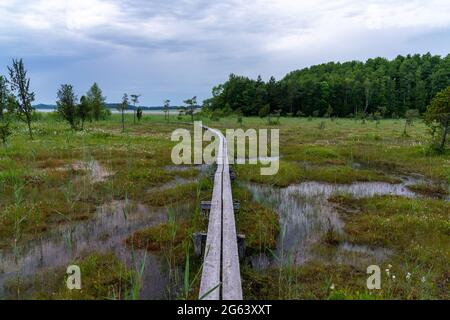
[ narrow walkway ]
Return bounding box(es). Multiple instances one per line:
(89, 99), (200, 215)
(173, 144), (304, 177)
(198, 127), (242, 300)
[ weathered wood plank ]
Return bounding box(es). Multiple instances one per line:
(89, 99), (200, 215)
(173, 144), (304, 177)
(221, 139), (243, 300)
(199, 125), (242, 300)
(199, 127), (224, 300)
(198, 169), (222, 300)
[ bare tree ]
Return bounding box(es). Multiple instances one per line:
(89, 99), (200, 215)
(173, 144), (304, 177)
(8, 59), (35, 139)
(118, 93), (128, 132)
(130, 94), (140, 124)
(183, 96), (197, 122)
(163, 99), (170, 122)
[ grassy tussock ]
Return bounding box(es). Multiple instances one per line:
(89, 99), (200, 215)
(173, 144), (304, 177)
(327, 194), (450, 299)
(0, 114), (204, 247)
(236, 161), (399, 186)
(127, 222), (189, 252)
(5, 253), (135, 300)
(233, 185), (279, 251)
(406, 182), (449, 198)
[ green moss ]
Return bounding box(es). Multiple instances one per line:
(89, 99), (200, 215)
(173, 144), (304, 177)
(127, 222), (189, 252)
(233, 186), (279, 251)
(6, 253), (135, 300)
(236, 161), (399, 186)
(173, 167), (201, 179)
(236, 161), (301, 187)
(406, 182), (448, 198)
(328, 194), (449, 299)
(301, 165), (400, 184)
(242, 263), (372, 300)
(2, 114), (449, 300)
(142, 181), (203, 207)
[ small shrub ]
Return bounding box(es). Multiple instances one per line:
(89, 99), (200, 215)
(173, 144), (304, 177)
(0, 121), (11, 144)
(136, 107), (143, 121)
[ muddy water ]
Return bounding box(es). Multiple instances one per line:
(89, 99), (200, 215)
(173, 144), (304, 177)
(0, 200), (193, 299)
(246, 180), (419, 268)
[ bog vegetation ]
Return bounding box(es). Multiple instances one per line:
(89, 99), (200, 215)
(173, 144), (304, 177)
(0, 56), (448, 300)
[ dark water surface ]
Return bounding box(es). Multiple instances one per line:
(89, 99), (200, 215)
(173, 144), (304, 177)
(0, 164), (207, 299)
(246, 179), (421, 268)
(0, 200), (192, 299)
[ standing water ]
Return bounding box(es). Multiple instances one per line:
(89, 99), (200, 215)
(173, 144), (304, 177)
(246, 180), (418, 268)
(0, 200), (192, 299)
(0, 164), (206, 299)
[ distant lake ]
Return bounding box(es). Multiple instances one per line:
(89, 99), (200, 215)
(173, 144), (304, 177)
(36, 108), (167, 115)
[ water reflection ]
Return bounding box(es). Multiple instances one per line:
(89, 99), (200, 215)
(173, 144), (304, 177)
(246, 180), (418, 267)
(0, 201), (190, 299)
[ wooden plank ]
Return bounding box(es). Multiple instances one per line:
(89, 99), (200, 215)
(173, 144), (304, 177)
(221, 139), (243, 300)
(198, 169), (222, 300)
(199, 127), (224, 300)
(199, 125), (242, 300)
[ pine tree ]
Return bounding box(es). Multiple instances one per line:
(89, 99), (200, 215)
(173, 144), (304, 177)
(8, 59), (35, 139)
(87, 83), (106, 121)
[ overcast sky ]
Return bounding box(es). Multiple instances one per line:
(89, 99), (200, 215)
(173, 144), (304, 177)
(0, 0), (449, 105)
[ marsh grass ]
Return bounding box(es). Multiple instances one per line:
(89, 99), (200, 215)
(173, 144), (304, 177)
(0, 114), (201, 248)
(127, 245), (147, 300)
(4, 252), (135, 300)
(125, 179), (210, 299)
(242, 192), (448, 300)
(326, 194), (449, 299)
(406, 182), (449, 198)
(236, 161), (400, 186)
(1, 113), (448, 300)
(233, 184), (279, 252)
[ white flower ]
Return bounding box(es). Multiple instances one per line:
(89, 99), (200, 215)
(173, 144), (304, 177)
(330, 284), (335, 290)
(406, 272), (411, 280)
(385, 269), (390, 276)
(392, 275), (396, 280)
(421, 276), (426, 283)
(388, 264), (392, 268)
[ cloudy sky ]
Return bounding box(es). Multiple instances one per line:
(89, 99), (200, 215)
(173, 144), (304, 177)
(0, 0), (449, 105)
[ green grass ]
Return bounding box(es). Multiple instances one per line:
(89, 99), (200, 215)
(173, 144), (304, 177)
(0, 114), (202, 247)
(243, 192), (449, 300)
(236, 162), (400, 186)
(328, 194), (449, 299)
(406, 182), (449, 198)
(206, 116), (449, 183)
(1, 113), (448, 300)
(233, 185), (279, 252)
(5, 253), (135, 300)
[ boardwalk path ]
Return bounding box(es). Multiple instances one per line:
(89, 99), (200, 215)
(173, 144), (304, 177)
(198, 126), (242, 300)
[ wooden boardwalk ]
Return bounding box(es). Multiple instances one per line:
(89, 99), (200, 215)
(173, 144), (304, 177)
(198, 127), (243, 300)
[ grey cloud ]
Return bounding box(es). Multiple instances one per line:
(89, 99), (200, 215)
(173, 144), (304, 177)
(0, 0), (449, 105)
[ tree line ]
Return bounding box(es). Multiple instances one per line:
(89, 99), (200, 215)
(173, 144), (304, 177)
(0, 57), (448, 151)
(204, 53), (450, 118)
